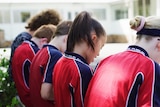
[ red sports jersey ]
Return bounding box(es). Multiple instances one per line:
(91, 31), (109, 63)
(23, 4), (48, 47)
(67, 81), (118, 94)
(29, 44), (62, 107)
(53, 52), (93, 107)
(12, 41), (39, 107)
(84, 45), (160, 107)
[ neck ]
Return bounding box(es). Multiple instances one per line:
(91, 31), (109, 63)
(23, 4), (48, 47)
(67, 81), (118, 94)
(26, 29), (35, 36)
(49, 36), (63, 51)
(73, 42), (88, 58)
(31, 37), (41, 48)
(135, 38), (156, 58)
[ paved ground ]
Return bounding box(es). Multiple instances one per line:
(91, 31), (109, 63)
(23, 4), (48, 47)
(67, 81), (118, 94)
(90, 43), (129, 69)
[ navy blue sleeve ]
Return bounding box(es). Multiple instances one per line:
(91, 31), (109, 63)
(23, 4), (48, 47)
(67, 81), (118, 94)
(44, 51), (62, 83)
(153, 62), (160, 106)
(76, 61), (93, 100)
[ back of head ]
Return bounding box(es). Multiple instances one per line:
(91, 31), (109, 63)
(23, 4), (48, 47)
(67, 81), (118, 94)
(54, 20), (73, 37)
(130, 16), (160, 39)
(25, 9), (61, 31)
(67, 11), (106, 52)
(32, 24), (56, 43)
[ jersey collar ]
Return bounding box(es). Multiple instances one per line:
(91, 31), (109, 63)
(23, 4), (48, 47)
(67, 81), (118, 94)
(43, 44), (59, 50)
(127, 45), (149, 57)
(64, 51), (88, 64)
(24, 40), (39, 48)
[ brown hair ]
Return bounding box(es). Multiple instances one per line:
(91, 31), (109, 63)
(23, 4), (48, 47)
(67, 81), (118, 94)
(32, 24), (56, 43)
(25, 9), (61, 31)
(54, 20), (73, 37)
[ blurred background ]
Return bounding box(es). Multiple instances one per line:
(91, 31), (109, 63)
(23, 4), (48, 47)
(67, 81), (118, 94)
(0, 1), (159, 106)
(0, 0), (159, 60)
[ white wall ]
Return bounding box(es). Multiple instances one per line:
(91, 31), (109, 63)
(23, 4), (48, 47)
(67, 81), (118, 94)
(156, 0), (160, 16)
(0, 1), (158, 42)
(0, 3), (109, 41)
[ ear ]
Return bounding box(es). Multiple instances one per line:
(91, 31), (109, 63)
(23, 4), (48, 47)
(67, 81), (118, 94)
(157, 42), (160, 51)
(91, 34), (97, 42)
(63, 35), (68, 42)
(40, 38), (48, 44)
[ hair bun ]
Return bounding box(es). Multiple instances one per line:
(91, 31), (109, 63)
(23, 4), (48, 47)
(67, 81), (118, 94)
(130, 16), (146, 32)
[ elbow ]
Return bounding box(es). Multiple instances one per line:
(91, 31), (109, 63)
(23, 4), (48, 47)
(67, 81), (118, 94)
(41, 83), (54, 100)
(41, 92), (50, 100)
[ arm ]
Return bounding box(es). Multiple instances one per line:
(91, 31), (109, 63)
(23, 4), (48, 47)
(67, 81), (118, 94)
(40, 53), (62, 101)
(41, 83), (54, 101)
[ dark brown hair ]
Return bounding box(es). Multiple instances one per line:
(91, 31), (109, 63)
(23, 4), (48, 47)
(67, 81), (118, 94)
(25, 9), (61, 31)
(66, 11), (106, 52)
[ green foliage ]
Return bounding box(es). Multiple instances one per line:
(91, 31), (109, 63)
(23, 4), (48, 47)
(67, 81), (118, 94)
(0, 49), (21, 107)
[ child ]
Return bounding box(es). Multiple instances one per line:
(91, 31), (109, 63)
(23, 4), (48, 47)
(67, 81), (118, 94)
(52, 11), (107, 107)
(29, 21), (72, 107)
(12, 24), (56, 107)
(8, 9), (61, 81)
(84, 16), (160, 107)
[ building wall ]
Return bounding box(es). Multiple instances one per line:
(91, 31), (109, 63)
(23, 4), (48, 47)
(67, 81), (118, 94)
(156, 0), (160, 16)
(0, 0), (158, 43)
(0, 3), (110, 40)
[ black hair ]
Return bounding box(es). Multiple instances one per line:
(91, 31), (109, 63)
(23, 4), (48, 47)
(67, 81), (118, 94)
(66, 11), (106, 52)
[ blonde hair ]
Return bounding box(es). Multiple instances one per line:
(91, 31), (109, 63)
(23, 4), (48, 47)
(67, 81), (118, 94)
(32, 24), (57, 43)
(130, 16), (160, 31)
(130, 16), (160, 40)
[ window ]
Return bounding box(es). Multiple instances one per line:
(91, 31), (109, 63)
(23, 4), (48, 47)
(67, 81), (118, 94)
(111, 3), (128, 20)
(134, 0), (151, 16)
(21, 12), (30, 22)
(13, 10), (30, 23)
(68, 12), (71, 20)
(66, 8), (106, 21)
(89, 9), (106, 20)
(0, 10), (10, 23)
(115, 9), (128, 20)
(75, 12), (78, 17)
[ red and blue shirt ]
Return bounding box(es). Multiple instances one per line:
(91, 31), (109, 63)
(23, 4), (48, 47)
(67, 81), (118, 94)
(12, 40), (39, 107)
(8, 32), (32, 81)
(84, 45), (160, 107)
(29, 44), (62, 107)
(53, 52), (93, 107)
